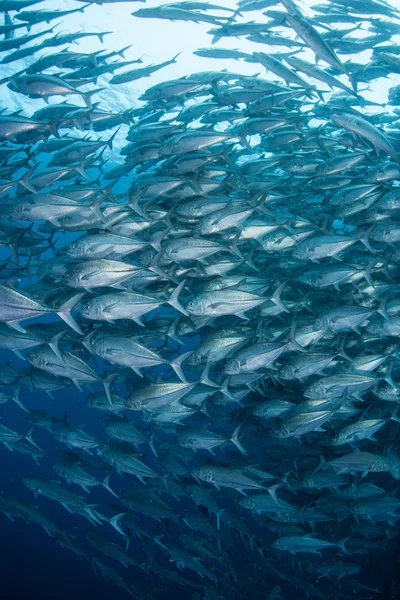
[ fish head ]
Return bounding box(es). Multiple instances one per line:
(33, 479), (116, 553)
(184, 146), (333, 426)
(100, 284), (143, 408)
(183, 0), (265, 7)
(48, 153), (62, 166)
(176, 319), (197, 336)
(7, 77), (20, 93)
(53, 463), (65, 477)
(126, 394), (140, 410)
(330, 111), (354, 129)
(78, 298), (101, 321)
(22, 475), (40, 493)
(96, 443), (109, 460)
(223, 358), (240, 375)
(330, 434), (341, 447)
(390, 463), (400, 480)
(185, 297), (203, 316)
(198, 218), (212, 235)
(239, 497), (255, 509)
(277, 364), (294, 380)
(252, 405), (264, 417)
(303, 384), (322, 399)
(192, 467), (212, 483)
(302, 477), (315, 488)
(186, 352), (202, 366)
(62, 266), (79, 287)
(272, 539), (287, 551)
(27, 348), (47, 369)
(313, 315), (329, 331)
(203, 280), (222, 292)
(369, 224), (387, 242)
(297, 271), (318, 287)
(85, 396), (98, 408)
(272, 425), (289, 439)
(292, 243), (307, 259)
(66, 239), (85, 259)
(4, 200), (18, 219)
(350, 503), (368, 517)
(136, 247), (155, 267)
(375, 382), (398, 400)
(83, 330), (103, 355)
(179, 432), (190, 445)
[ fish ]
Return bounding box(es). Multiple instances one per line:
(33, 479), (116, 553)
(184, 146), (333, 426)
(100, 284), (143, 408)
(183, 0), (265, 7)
(1, 1), (400, 598)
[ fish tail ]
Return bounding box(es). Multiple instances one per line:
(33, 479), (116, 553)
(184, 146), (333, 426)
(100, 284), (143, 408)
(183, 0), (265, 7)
(56, 293), (85, 335)
(102, 474), (118, 498)
(230, 424), (247, 455)
(167, 279), (189, 316)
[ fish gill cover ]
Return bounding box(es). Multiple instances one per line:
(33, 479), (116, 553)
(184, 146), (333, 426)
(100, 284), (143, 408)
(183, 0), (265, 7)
(1, 0), (400, 598)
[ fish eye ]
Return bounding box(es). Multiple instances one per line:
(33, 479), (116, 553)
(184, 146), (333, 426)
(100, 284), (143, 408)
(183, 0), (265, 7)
(188, 301), (194, 307)
(280, 369), (285, 374)
(63, 273), (69, 279)
(384, 463), (389, 468)
(195, 223), (201, 229)
(69, 244), (74, 250)
(274, 429), (280, 434)
(84, 305), (89, 310)
(92, 341), (97, 347)
(306, 388), (311, 394)
(332, 437), (337, 442)
(224, 363), (229, 368)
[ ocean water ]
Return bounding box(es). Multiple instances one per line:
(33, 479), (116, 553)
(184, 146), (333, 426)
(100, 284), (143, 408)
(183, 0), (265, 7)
(2, 1), (400, 599)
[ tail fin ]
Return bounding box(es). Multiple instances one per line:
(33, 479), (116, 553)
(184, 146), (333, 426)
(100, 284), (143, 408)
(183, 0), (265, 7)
(390, 406), (400, 424)
(167, 280), (188, 316)
(45, 118), (60, 139)
(170, 351), (191, 383)
(19, 164), (38, 193)
(107, 126), (121, 149)
(57, 293), (84, 335)
(103, 373), (117, 406)
(102, 474), (118, 498)
(358, 225), (375, 253)
(49, 329), (67, 361)
(220, 376), (235, 401)
(216, 508), (224, 531)
(97, 31), (112, 44)
(377, 292), (392, 323)
(90, 196), (105, 224)
(25, 426), (41, 450)
(230, 424), (247, 455)
(362, 259), (377, 288)
(82, 88), (105, 109)
(12, 383), (28, 412)
(287, 317), (306, 353)
(336, 335), (352, 362)
(265, 483), (283, 507)
(338, 537), (350, 554)
(148, 429), (158, 457)
(230, 230), (244, 260)
(270, 281), (290, 314)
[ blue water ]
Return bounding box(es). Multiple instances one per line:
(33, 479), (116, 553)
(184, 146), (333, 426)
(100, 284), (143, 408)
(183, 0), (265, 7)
(2, 1), (400, 599)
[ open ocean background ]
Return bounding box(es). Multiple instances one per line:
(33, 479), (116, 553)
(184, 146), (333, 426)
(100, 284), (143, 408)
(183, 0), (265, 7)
(1, 1), (400, 599)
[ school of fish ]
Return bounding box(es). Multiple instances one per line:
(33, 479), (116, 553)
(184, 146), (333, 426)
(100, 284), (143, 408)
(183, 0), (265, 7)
(1, 0), (400, 598)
